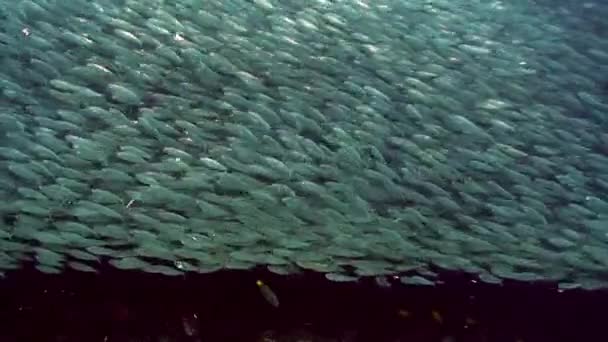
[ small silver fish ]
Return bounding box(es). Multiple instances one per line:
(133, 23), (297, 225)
(257, 280), (279, 308)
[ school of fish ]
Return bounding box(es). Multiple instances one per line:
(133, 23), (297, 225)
(0, 0), (607, 289)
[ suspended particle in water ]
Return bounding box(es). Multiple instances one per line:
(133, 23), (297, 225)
(432, 310), (443, 324)
(397, 309), (412, 319)
(464, 316), (478, 329)
(182, 312), (200, 337)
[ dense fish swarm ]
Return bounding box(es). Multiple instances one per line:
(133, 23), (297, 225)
(0, 0), (607, 288)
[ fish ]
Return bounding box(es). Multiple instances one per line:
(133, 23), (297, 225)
(257, 279), (279, 308)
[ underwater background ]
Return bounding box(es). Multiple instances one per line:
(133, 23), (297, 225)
(0, 0), (607, 341)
